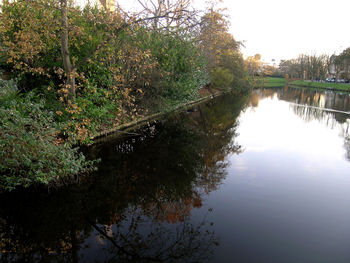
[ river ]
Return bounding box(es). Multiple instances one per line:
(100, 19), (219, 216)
(1, 87), (350, 262)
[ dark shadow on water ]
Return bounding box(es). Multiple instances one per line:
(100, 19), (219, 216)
(0, 94), (248, 262)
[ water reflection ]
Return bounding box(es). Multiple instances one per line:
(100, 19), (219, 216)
(2, 87), (350, 262)
(252, 87), (350, 123)
(251, 87), (350, 161)
(206, 88), (350, 263)
(0, 94), (248, 262)
(88, 209), (216, 263)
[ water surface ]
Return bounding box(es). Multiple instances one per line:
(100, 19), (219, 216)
(1, 87), (350, 262)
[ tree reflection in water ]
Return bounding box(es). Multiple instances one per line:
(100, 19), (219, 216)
(0, 93), (248, 262)
(88, 208), (217, 263)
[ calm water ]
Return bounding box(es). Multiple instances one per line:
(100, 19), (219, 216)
(1, 87), (350, 262)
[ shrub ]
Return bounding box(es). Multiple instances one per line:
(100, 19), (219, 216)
(210, 67), (233, 90)
(0, 80), (95, 191)
(135, 30), (209, 111)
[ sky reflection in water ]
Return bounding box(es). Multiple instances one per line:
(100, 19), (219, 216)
(203, 88), (350, 263)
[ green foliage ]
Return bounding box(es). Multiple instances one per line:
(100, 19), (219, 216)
(133, 29), (209, 111)
(155, 33), (208, 103)
(0, 80), (96, 191)
(218, 50), (247, 90)
(210, 67), (233, 89)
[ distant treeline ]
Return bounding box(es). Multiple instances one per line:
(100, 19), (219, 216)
(243, 48), (350, 82)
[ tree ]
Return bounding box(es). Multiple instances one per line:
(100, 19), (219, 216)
(245, 54), (262, 78)
(337, 48), (350, 80)
(278, 54), (329, 80)
(198, 6), (246, 89)
(199, 7), (237, 69)
(262, 64), (280, 77)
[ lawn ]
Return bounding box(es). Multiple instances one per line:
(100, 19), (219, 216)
(290, 80), (350, 92)
(255, 77), (287, 88)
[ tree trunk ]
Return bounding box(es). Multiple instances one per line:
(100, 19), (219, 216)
(60, 0), (76, 101)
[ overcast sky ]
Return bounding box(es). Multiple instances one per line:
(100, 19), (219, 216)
(117, 0), (350, 64)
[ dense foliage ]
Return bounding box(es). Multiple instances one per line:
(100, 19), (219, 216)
(0, 0), (248, 190)
(0, 79), (96, 191)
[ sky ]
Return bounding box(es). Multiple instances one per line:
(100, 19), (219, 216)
(117, 0), (350, 65)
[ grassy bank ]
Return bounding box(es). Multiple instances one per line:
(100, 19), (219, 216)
(254, 77), (287, 88)
(290, 80), (350, 92)
(255, 78), (350, 92)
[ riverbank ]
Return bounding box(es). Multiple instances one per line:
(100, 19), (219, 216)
(0, 79), (237, 191)
(255, 77), (350, 92)
(289, 80), (350, 92)
(92, 88), (227, 143)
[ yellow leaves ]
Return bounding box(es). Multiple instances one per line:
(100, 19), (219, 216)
(65, 102), (82, 115)
(14, 64), (22, 70)
(59, 88), (69, 96)
(72, 56), (78, 65)
(53, 137), (65, 146)
(32, 67), (46, 75)
(75, 121), (89, 142)
(113, 74), (125, 83)
(54, 68), (65, 77)
(56, 111), (63, 116)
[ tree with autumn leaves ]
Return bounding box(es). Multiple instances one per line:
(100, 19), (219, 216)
(198, 5), (247, 91)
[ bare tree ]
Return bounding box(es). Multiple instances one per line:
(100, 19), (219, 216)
(135, 0), (198, 31)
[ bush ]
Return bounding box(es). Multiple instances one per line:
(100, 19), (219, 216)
(0, 80), (95, 191)
(210, 67), (233, 90)
(135, 30), (209, 111)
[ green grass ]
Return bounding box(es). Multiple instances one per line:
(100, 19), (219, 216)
(290, 80), (350, 91)
(255, 78), (350, 92)
(254, 77), (287, 88)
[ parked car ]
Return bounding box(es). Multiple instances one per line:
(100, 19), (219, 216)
(325, 78), (335, 82)
(337, 79), (345, 83)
